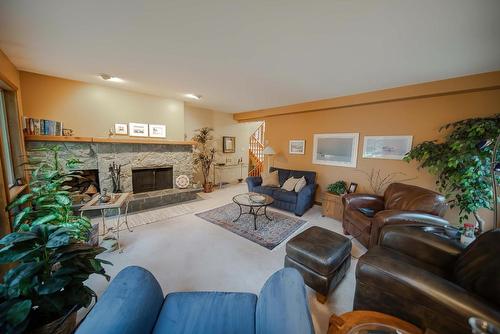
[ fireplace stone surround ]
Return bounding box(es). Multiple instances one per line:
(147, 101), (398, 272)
(25, 141), (195, 194)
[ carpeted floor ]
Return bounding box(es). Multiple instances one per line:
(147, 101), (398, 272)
(84, 183), (367, 334)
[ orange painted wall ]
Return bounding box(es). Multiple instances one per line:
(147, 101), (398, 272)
(257, 82), (500, 230)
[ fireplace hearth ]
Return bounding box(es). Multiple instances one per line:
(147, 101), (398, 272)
(132, 166), (173, 193)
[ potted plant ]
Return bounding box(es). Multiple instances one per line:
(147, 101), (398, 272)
(192, 127), (216, 193)
(404, 114), (500, 232)
(327, 181), (347, 195)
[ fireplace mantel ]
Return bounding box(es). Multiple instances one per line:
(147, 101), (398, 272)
(24, 135), (195, 146)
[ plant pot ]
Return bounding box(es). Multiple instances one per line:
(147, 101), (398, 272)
(30, 312), (76, 334)
(203, 182), (213, 193)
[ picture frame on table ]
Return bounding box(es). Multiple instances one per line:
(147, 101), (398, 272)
(129, 123), (149, 137)
(348, 182), (358, 193)
(149, 124), (166, 138)
(362, 135), (413, 160)
(289, 140), (305, 154)
(223, 136), (236, 153)
(114, 123), (128, 135)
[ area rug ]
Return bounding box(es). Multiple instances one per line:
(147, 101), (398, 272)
(196, 203), (307, 250)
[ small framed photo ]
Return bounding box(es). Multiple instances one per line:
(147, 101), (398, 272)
(129, 123), (149, 137)
(289, 140), (305, 155)
(348, 182), (358, 193)
(223, 136), (236, 153)
(149, 124), (166, 138)
(114, 123), (128, 135)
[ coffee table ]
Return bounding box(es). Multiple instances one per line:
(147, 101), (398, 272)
(232, 192), (274, 230)
(328, 311), (423, 334)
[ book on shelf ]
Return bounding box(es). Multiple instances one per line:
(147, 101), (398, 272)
(23, 117), (63, 136)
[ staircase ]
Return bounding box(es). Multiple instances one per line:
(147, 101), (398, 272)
(248, 123), (265, 177)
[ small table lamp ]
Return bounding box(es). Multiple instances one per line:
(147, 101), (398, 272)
(263, 146), (276, 172)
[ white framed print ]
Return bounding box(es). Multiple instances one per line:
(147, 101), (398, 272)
(129, 123), (149, 137)
(312, 133), (359, 168)
(362, 136), (413, 160)
(114, 123), (128, 135)
(149, 124), (166, 138)
(289, 140), (305, 154)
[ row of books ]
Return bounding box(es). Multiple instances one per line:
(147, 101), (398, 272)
(23, 117), (63, 136)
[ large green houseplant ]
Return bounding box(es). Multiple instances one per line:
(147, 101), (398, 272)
(404, 114), (500, 231)
(192, 127), (216, 193)
(0, 145), (111, 333)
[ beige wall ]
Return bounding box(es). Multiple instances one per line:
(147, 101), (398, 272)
(20, 72), (185, 140)
(236, 76), (500, 230)
(185, 104), (261, 184)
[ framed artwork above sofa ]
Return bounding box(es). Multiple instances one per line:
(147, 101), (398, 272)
(312, 133), (359, 168)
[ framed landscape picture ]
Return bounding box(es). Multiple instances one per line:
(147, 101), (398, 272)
(289, 140), (305, 154)
(129, 123), (149, 137)
(223, 136), (236, 153)
(362, 136), (413, 160)
(149, 124), (166, 138)
(114, 123), (128, 135)
(312, 133), (359, 168)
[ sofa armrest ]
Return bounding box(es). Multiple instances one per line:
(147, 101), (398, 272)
(256, 268), (314, 334)
(75, 266), (164, 334)
(368, 210), (450, 248)
(295, 183), (317, 216)
(342, 193), (385, 211)
(379, 225), (464, 270)
(246, 176), (262, 191)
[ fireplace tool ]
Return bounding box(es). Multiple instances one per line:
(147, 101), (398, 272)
(109, 162), (122, 193)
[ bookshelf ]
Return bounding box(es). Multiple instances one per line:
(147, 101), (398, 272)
(24, 135), (196, 146)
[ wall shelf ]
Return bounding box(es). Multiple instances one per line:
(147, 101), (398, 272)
(24, 135), (196, 146)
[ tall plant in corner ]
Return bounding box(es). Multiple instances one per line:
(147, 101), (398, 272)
(192, 127), (216, 193)
(404, 114), (500, 231)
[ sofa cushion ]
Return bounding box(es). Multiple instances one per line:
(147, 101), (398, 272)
(282, 177), (300, 191)
(261, 170), (280, 187)
(286, 226), (351, 276)
(153, 292), (257, 334)
(384, 183), (447, 216)
(273, 188), (298, 203)
(270, 167), (291, 186)
(289, 170), (316, 185)
(294, 176), (307, 192)
(253, 186), (275, 197)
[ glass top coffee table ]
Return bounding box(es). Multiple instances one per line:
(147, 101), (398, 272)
(232, 192), (274, 230)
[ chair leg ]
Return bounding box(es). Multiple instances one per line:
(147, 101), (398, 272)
(316, 292), (327, 304)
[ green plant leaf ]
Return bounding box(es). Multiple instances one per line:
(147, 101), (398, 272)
(6, 194), (33, 210)
(13, 207), (33, 230)
(46, 233), (71, 248)
(0, 246), (40, 264)
(55, 194), (71, 206)
(31, 213), (58, 226)
(0, 232), (38, 245)
(37, 277), (71, 295)
(5, 300), (32, 326)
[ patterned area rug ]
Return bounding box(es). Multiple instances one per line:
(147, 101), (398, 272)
(196, 203), (307, 250)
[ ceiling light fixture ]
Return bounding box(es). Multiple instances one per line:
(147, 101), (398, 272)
(184, 93), (202, 100)
(99, 74), (124, 83)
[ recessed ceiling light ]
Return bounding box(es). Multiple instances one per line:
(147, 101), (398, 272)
(184, 93), (202, 100)
(99, 74), (124, 83)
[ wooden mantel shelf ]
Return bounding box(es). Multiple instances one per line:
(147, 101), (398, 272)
(24, 135), (196, 146)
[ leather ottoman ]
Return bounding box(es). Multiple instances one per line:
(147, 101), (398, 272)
(285, 226), (352, 303)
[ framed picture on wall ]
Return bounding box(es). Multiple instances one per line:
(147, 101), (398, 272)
(312, 133), (359, 168)
(223, 136), (236, 153)
(289, 140), (305, 154)
(114, 123), (128, 135)
(129, 123), (149, 137)
(149, 124), (166, 138)
(362, 136), (413, 160)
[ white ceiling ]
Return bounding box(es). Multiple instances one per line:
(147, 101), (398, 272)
(1, 0), (499, 113)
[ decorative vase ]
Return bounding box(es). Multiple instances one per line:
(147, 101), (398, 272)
(203, 182), (213, 193)
(30, 312), (76, 334)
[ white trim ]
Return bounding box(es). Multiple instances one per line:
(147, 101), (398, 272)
(312, 133), (359, 168)
(362, 135), (413, 160)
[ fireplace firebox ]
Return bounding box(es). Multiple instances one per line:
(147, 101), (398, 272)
(132, 166), (173, 193)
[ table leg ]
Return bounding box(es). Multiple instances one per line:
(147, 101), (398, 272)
(264, 206), (273, 221)
(116, 207), (122, 253)
(251, 206), (257, 230)
(233, 204), (243, 222)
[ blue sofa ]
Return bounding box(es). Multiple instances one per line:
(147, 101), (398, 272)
(75, 266), (314, 334)
(246, 167), (317, 216)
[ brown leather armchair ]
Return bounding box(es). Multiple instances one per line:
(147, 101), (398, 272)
(342, 183), (448, 248)
(354, 225), (500, 334)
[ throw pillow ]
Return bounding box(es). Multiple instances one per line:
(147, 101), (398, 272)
(261, 170), (280, 187)
(294, 176), (307, 192)
(282, 177), (300, 191)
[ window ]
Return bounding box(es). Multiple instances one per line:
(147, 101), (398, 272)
(0, 89), (15, 187)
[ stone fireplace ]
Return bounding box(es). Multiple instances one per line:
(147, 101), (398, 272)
(132, 166), (174, 193)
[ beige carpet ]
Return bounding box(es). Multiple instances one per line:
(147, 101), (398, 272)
(84, 183), (367, 334)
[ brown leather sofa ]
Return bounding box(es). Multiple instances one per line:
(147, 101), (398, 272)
(354, 225), (500, 334)
(342, 182), (448, 248)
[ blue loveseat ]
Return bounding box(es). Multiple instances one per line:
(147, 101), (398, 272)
(76, 266), (314, 334)
(246, 167), (317, 216)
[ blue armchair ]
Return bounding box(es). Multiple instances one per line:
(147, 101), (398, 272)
(247, 167), (317, 216)
(75, 266), (314, 334)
